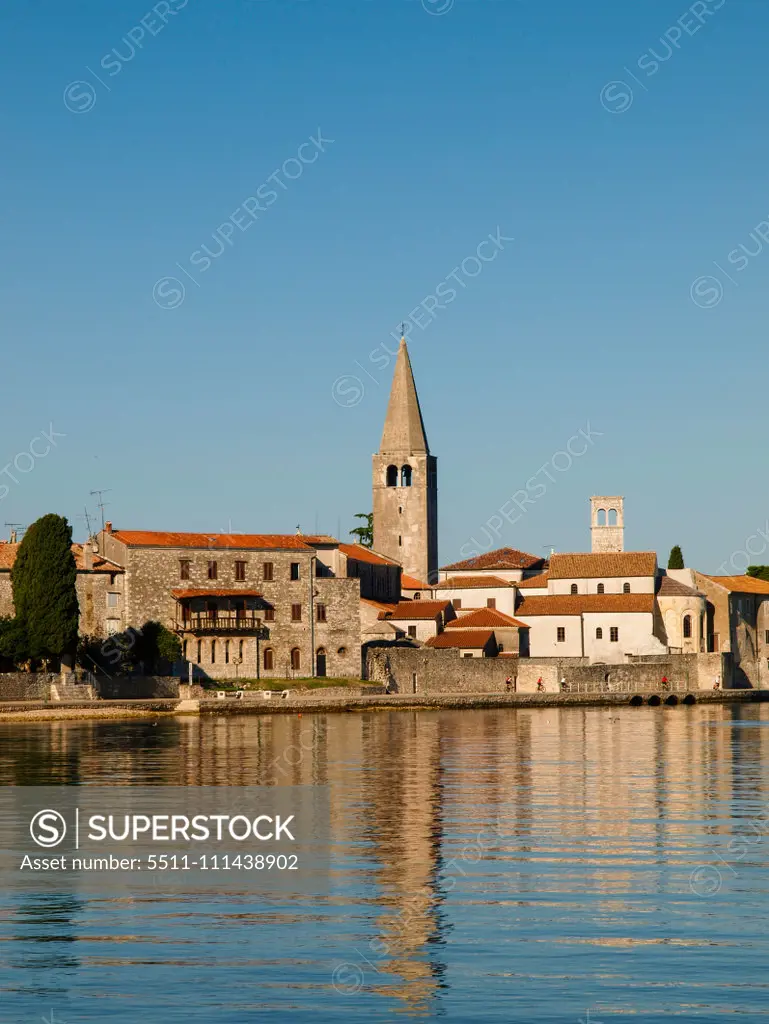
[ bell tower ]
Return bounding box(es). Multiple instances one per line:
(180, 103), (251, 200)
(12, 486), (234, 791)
(590, 496), (624, 553)
(373, 338), (438, 584)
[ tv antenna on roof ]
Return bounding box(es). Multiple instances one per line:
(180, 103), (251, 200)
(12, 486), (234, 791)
(4, 522), (23, 543)
(90, 489), (111, 533)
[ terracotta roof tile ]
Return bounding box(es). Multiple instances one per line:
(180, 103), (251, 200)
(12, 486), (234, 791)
(657, 576), (703, 597)
(0, 542), (121, 573)
(548, 552), (657, 580)
(423, 626), (495, 651)
(339, 543), (400, 567)
(441, 547), (545, 572)
(301, 535), (339, 545)
(436, 575), (515, 590)
(0, 542), (19, 569)
(109, 530), (312, 551)
(446, 608), (529, 629)
(425, 629), (496, 649)
(171, 589), (263, 599)
(516, 594), (655, 616)
(401, 574), (429, 590)
(704, 575), (769, 594)
(378, 600), (452, 621)
(517, 573), (549, 589)
(361, 598), (401, 614)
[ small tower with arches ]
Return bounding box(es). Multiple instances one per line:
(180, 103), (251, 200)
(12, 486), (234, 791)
(590, 496), (624, 553)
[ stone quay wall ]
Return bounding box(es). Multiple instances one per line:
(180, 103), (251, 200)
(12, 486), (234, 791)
(0, 674), (56, 701)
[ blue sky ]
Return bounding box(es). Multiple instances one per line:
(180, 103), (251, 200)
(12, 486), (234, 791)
(1, 0), (766, 572)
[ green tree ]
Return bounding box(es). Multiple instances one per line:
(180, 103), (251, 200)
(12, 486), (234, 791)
(350, 512), (373, 548)
(135, 621), (182, 671)
(747, 566), (769, 582)
(11, 514), (78, 664)
(667, 545), (685, 570)
(0, 616), (30, 665)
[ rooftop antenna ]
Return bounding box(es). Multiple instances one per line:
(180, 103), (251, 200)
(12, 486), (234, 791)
(4, 522), (23, 543)
(90, 489), (111, 533)
(78, 506), (95, 540)
(543, 545), (555, 557)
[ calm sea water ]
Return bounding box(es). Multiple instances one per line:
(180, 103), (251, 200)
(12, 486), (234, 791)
(1, 703), (768, 1023)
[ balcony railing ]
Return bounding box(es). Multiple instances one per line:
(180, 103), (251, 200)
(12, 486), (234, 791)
(175, 615), (264, 634)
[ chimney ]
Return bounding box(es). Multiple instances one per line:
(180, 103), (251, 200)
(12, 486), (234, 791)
(9, 529), (16, 544)
(105, 521), (113, 534)
(82, 543), (94, 570)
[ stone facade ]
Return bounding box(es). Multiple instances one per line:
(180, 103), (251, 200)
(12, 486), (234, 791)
(95, 528), (362, 681)
(590, 496), (624, 553)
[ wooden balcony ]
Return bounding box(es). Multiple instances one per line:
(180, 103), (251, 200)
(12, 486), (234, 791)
(175, 615), (266, 635)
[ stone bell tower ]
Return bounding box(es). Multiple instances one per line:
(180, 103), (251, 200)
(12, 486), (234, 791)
(373, 338), (438, 584)
(590, 496), (624, 553)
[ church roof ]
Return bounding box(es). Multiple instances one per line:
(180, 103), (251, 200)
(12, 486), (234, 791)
(447, 608), (529, 629)
(516, 594), (655, 616)
(436, 575), (515, 590)
(441, 547), (545, 572)
(548, 552), (657, 579)
(425, 629), (495, 649)
(379, 338), (430, 454)
(339, 543), (400, 566)
(378, 600), (452, 620)
(657, 576), (703, 598)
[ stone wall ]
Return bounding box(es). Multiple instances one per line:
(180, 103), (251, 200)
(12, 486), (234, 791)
(0, 673), (55, 701)
(366, 648), (733, 695)
(95, 676), (180, 699)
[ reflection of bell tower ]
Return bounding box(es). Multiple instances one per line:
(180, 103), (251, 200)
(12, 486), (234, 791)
(372, 338), (438, 583)
(590, 495), (624, 553)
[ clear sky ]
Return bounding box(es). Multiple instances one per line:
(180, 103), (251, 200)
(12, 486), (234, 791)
(1, 0), (766, 572)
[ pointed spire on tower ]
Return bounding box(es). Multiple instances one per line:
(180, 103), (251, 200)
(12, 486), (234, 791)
(379, 337), (430, 454)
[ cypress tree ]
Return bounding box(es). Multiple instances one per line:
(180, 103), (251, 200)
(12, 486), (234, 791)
(667, 545), (684, 570)
(11, 514), (79, 663)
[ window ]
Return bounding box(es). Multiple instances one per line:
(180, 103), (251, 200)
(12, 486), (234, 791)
(454, 599), (462, 609)
(764, 630), (769, 644)
(263, 562), (274, 582)
(570, 584), (578, 595)
(107, 592), (119, 607)
(386, 465), (398, 487)
(608, 508), (618, 526)
(498, 644), (504, 652)
(683, 615), (692, 639)
(180, 559), (190, 580)
(238, 640), (244, 660)
(597, 583), (605, 594)
(291, 604), (302, 621)
(401, 465), (412, 487)
(196, 640), (202, 663)
(487, 598), (496, 609)
(408, 625), (417, 639)
(208, 560), (218, 580)
(290, 647), (301, 671)
(414, 593), (421, 600)
(337, 646), (347, 655)
(398, 535), (402, 547)
(623, 582), (630, 593)
(316, 603), (327, 623)
(596, 508), (607, 526)
(224, 640), (230, 664)
(610, 627), (619, 642)
(211, 640), (217, 664)
(106, 619), (119, 635)
(557, 627), (566, 642)
(264, 607), (275, 622)
(596, 627), (602, 639)
(235, 561), (246, 581)
(290, 562), (300, 581)
(263, 647), (274, 671)
(463, 652), (473, 659)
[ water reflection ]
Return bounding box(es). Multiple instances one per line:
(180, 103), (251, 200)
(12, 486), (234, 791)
(0, 703), (767, 1021)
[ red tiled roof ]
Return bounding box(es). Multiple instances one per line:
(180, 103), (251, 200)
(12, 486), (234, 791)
(425, 629), (495, 649)
(446, 608), (529, 629)
(171, 589), (263, 599)
(361, 598), (401, 614)
(548, 552), (657, 580)
(378, 600), (452, 621)
(401, 574), (429, 590)
(516, 594), (655, 616)
(517, 573), (549, 589)
(441, 548), (545, 572)
(436, 575), (515, 590)
(301, 535), (339, 545)
(657, 576), (703, 597)
(108, 531), (312, 550)
(0, 542), (121, 573)
(0, 542), (19, 569)
(704, 575), (769, 594)
(339, 543), (400, 567)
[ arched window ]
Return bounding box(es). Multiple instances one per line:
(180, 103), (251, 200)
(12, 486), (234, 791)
(570, 584), (578, 595)
(290, 647), (301, 671)
(596, 627), (603, 639)
(316, 647), (327, 677)
(263, 647), (274, 671)
(608, 508), (618, 526)
(238, 639), (244, 660)
(386, 465), (398, 487)
(683, 615), (692, 639)
(196, 640), (201, 663)
(224, 640), (230, 664)
(182, 640), (188, 661)
(597, 583), (605, 594)
(401, 465), (412, 487)
(623, 582), (630, 593)
(414, 592), (421, 600)
(597, 508), (607, 526)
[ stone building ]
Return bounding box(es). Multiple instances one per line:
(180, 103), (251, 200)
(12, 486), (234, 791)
(690, 572), (769, 687)
(377, 600), (455, 642)
(373, 338), (438, 585)
(94, 525), (361, 680)
(590, 496), (624, 553)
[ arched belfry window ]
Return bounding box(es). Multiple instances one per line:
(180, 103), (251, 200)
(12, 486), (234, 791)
(597, 583), (605, 594)
(597, 509), (607, 526)
(386, 465), (398, 487)
(401, 465), (412, 487)
(623, 582), (630, 593)
(608, 508), (618, 526)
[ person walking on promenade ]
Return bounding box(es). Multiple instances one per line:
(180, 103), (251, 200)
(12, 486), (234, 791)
(536, 677), (545, 692)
